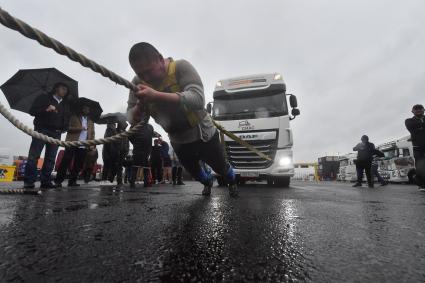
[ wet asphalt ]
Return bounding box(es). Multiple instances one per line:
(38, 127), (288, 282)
(0, 180), (424, 282)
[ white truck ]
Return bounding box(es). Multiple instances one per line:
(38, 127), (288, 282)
(337, 153), (357, 182)
(377, 136), (415, 183)
(207, 73), (299, 187)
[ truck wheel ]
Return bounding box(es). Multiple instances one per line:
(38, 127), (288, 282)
(267, 178), (274, 187)
(274, 177), (290, 188)
(267, 177), (290, 187)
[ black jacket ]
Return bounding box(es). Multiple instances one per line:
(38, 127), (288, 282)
(353, 142), (375, 162)
(405, 116), (425, 147)
(29, 94), (70, 131)
(102, 126), (129, 161)
(128, 124), (153, 154)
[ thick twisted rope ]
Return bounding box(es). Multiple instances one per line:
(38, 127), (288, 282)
(0, 7), (134, 91)
(0, 102), (143, 147)
(0, 7), (271, 160)
(0, 6), (148, 147)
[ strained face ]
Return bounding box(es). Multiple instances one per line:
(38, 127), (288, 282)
(131, 58), (166, 86)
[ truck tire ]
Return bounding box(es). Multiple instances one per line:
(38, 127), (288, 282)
(267, 177), (274, 187)
(275, 176), (290, 187)
(267, 177), (290, 188)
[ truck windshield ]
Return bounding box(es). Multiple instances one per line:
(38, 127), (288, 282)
(212, 93), (288, 120)
(383, 149), (398, 158)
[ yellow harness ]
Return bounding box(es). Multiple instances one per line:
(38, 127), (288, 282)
(146, 60), (203, 131)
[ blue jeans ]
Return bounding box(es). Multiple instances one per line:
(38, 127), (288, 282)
(171, 131), (235, 186)
(414, 148), (425, 188)
(24, 128), (61, 185)
(371, 164), (385, 184)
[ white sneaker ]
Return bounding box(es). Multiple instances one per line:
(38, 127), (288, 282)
(418, 187), (425, 192)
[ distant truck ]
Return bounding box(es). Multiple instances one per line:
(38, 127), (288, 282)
(377, 136), (415, 183)
(337, 153), (357, 182)
(208, 73), (299, 187)
(317, 156), (340, 181)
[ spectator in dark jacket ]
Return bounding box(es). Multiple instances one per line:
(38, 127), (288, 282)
(102, 123), (117, 182)
(109, 121), (129, 185)
(128, 123), (154, 187)
(170, 146), (184, 185)
(82, 146), (98, 183)
(55, 105), (95, 187)
(24, 82), (71, 190)
(353, 135), (375, 188)
(150, 139), (163, 184)
(371, 150), (388, 186)
(159, 137), (172, 184)
(405, 104), (425, 191)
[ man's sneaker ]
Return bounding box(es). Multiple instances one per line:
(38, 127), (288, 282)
(418, 187), (425, 192)
(380, 182), (388, 186)
(202, 178), (213, 196)
(352, 183), (362, 187)
(54, 182), (62, 188)
(228, 183), (239, 197)
(177, 180), (185, 185)
(40, 182), (57, 189)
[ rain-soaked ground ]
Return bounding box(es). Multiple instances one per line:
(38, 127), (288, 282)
(0, 180), (425, 282)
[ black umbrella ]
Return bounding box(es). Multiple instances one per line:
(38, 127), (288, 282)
(0, 68), (78, 114)
(71, 97), (103, 122)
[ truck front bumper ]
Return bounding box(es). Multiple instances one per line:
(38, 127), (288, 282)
(233, 149), (295, 178)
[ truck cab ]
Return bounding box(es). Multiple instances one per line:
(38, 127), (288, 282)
(338, 153), (357, 182)
(377, 136), (415, 183)
(208, 73), (299, 187)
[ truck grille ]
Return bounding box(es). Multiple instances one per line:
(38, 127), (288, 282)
(225, 139), (277, 169)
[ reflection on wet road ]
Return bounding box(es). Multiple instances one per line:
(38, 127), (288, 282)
(0, 181), (424, 282)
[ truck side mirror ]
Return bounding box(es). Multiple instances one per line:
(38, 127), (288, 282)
(291, 108), (300, 116)
(289, 95), (298, 108)
(206, 102), (212, 114)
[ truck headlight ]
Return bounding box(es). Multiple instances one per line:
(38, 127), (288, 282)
(279, 157), (292, 166)
(274, 73), (282, 80)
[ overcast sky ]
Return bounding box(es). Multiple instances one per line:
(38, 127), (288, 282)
(1, 0), (424, 163)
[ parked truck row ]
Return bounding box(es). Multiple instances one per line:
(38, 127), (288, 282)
(338, 136), (416, 183)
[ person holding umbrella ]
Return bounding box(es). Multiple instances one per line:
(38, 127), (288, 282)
(55, 103), (95, 187)
(23, 82), (71, 190)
